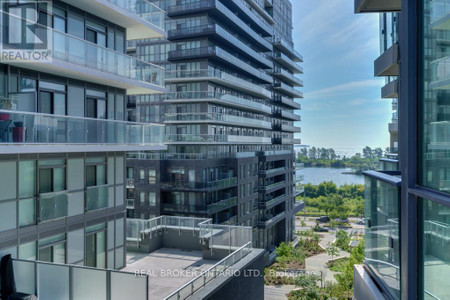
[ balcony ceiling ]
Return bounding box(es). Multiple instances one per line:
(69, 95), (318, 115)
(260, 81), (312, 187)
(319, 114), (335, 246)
(354, 0), (401, 13)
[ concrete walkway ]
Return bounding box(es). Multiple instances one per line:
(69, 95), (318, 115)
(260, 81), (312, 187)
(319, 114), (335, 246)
(264, 285), (296, 300)
(304, 231), (350, 283)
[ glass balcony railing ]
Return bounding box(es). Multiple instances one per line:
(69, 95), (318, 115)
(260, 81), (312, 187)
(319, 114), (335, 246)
(274, 95), (301, 109)
(167, 0), (272, 50)
(165, 134), (271, 144)
(1, 12), (164, 88)
(168, 24), (271, 67)
(161, 203), (207, 214)
(259, 166), (286, 175)
(259, 180), (286, 191)
(273, 68), (304, 87)
(258, 211), (286, 227)
(106, 0), (165, 31)
(364, 170), (401, 299)
(430, 0), (450, 26)
(272, 36), (303, 62)
(86, 185), (109, 211)
(281, 124), (301, 132)
(206, 196), (238, 214)
(0, 110), (164, 146)
(39, 191), (68, 222)
(273, 52), (303, 74)
(258, 194), (286, 208)
(164, 91), (271, 113)
(12, 259), (148, 300)
(274, 82), (304, 98)
(164, 112), (271, 129)
(430, 56), (450, 87)
(165, 69), (272, 98)
(168, 47), (272, 84)
(161, 177), (237, 191)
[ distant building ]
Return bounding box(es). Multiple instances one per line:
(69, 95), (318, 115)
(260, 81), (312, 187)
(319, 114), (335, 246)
(126, 0), (305, 251)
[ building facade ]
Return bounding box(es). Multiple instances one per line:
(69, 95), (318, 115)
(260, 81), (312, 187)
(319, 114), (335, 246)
(354, 0), (450, 299)
(0, 0), (165, 270)
(126, 0), (304, 251)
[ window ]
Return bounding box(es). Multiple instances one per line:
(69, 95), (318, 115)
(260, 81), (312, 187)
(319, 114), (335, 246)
(148, 169), (156, 184)
(140, 192), (146, 205)
(86, 223), (106, 268)
(39, 234), (66, 264)
(149, 193), (156, 206)
(86, 158), (107, 187)
(127, 167), (134, 179)
(39, 160), (66, 194)
(139, 169), (145, 180)
(19, 241), (36, 260)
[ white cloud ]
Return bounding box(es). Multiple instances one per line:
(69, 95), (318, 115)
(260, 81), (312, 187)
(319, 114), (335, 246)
(304, 79), (385, 100)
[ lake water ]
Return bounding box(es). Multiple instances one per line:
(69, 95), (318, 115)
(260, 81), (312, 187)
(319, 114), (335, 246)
(296, 167), (364, 186)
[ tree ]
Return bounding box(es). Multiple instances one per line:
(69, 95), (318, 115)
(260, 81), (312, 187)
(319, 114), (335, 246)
(373, 147), (383, 158)
(335, 230), (351, 251)
(326, 242), (340, 260)
(309, 147), (317, 159)
(362, 146), (373, 159)
(300, 147), (308, 156)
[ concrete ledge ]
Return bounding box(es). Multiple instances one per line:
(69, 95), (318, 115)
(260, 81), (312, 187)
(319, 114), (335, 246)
(355, 0), (401, 13)
(190, 248), (265, 300)
(375, 44), (399, 77)
(353, 265), (385, 300)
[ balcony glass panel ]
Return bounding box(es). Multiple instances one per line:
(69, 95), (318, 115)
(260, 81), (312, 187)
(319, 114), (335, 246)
(1, 12), (164, 87)
(164, 91), (271, 113)
(86, 185), (109, 211)
(107, 0), (165, 30)
(421, 199), (450, 300)
(0, 110), (164, 146)
(165, 113), (271, 129)
(39, 191), (68, 222)
(364, 173), (400, 299)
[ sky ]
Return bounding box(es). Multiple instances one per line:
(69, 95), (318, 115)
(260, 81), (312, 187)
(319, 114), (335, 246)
(292, 0), (391, 152)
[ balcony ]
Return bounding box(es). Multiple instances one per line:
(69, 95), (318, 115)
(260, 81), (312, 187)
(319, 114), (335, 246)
(168, 24), (271, 68)
(39, 191), (68, 222)
(273, 95), (301, 109)
(274, 110), (301, 121)
(292, 200), (306, 215)
(431, 0), (450, 30)
(165, 69), (272, 99)
(167, 0), (272, 51)
(381, 79), (399, 98)
(273, 68), (304, 87)
(430, 56), (450, 90)
(380, 158), (399, 171)
(257, 211), (286, 228)
(361, 170), (401, 299)
(168, 46), (271, 83)
(294, 186), (305, 197)
(164, 91), (272, 114)
(165, 134), (272, 144)
(86, 185), (109, 211)
(354, 0), (401, 13)
(206, 196), (238, 214)
(273, 52), (303, 74)
(281, 124), (301, 133)
(389, 122), (398, 134)
(374, 44), (399, 77)
(11, 259), (149, 300)
(259, 166), (287, 176)
(58, 0), (165, 39)
(272, 37), (303, 62)
(164, 112), (272, 129)
(258, 180), (286, 192)
(1, 12), (165, 95)
(274, 137), (301, 145)
(274, 82), (304, 98)
(0, 110), (165, 154)
(160, 177), (238, 191)
(161, 203), (207, 214)
(258, 194), (287, 209)
(225, 0), (273, 37)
